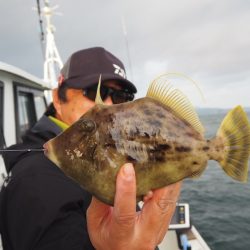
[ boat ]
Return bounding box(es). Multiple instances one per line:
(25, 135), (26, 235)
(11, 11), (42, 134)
(0, 61), (48, 185)
(0, 0), (62, 184)
(139, 202), (211, 250)
(159, 225), (211, 250)
(0, 1), (211, 249)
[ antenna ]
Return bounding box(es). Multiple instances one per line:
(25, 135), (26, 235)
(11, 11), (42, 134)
(36, 0), (45, 42)
(121, 15), (134, 82)
(41, 0), (63, 90)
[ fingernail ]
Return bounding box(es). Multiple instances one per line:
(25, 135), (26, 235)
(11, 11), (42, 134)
(123, 163), (134, 180)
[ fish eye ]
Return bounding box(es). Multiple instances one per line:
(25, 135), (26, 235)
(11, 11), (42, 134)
(78, 119), (96, 132)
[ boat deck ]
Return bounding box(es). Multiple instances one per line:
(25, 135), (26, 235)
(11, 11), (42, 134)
(158, 226), (211, 250)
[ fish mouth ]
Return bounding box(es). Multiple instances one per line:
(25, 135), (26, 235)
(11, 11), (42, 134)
(43, 143), (49, 156)
(43, 141), (60, 167)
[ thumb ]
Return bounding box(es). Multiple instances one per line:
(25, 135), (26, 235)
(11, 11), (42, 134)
(113, 163), (136, 228)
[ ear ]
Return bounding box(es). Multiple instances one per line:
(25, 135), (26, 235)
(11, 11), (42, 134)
(52, 88), (63, 119)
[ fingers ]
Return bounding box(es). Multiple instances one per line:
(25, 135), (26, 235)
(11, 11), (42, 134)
(87, 197), (111, 237)
(87, 165), (182, 250)
(153, 181), (181, 209)
(153, 182), (182, 242)
(87, 197), (110, 222)
(143, 190), (154, 203)
(140, 181), (182, 243)
(113, 163), (136, 230)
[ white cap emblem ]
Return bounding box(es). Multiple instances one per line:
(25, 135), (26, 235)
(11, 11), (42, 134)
(113, 64), (126, 78)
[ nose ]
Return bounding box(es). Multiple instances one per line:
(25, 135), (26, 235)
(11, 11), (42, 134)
(104, 96), (113, 105)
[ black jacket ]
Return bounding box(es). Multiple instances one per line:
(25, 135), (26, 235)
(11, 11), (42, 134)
(0, 115), (94, 250)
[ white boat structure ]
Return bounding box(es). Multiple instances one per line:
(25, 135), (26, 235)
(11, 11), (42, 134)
(0, 61), (48, 250)
(0, 0), (61, 182)
(0, 62), (48, 184)
(0, 1), (211, 249)
(159, 225), (211, 250)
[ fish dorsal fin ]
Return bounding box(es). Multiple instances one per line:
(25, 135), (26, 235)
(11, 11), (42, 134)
(146, 73), (204, 135)
(95, 75), (105, 105)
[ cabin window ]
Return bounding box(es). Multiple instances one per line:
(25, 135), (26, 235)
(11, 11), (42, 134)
(14, 84), (47, 142)
(18, 91), (37, 139)
(0, 81), (5, 148)
(34, 95), (47, 119)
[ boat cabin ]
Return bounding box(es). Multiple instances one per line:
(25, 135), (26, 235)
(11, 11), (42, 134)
(0, 62), (48, 184)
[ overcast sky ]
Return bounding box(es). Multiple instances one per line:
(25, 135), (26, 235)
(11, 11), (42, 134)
(0, 0), (249, 108)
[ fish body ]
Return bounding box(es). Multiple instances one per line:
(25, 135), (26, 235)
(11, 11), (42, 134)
(45, 75), (250, 205)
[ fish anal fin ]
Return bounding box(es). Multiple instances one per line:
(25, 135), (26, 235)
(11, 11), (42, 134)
(189, 169), (203, 179)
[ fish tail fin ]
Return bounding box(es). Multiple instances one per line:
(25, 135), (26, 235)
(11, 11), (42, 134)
(215, 105), (250, 182)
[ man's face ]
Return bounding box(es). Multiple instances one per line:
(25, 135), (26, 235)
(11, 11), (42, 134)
(53, 81), (123, 125)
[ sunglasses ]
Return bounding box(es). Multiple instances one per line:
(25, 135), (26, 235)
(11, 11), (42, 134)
(83, 85), (134, 104)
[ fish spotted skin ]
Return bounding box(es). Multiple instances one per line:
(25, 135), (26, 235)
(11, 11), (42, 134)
(45, 74), (250, 205)
(46, 97), (211, 205)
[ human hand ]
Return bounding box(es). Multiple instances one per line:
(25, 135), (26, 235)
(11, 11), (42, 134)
(87, 163), (181, 250)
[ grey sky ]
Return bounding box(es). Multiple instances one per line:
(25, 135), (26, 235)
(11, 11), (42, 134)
(0, 0), (249, 108)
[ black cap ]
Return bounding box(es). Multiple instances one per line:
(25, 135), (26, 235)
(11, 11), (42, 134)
(59, 47), (137, 93)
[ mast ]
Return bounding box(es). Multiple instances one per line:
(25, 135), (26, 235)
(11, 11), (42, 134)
(42, 0), (63, 89)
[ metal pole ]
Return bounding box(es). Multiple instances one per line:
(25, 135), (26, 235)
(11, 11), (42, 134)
(42, 0), (63, 90)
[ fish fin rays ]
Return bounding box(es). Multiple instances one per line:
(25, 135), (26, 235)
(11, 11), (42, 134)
(146, 73), (204, 135)
(189, 169), (204, 179)
(216, 105), (250, 182)
(95, 75), (105, 105)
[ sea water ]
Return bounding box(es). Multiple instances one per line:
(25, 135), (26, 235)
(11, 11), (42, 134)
(180, 110), (250, 250)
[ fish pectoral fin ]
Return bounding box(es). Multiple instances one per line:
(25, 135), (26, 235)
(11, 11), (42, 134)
(146, 73), (204, 135)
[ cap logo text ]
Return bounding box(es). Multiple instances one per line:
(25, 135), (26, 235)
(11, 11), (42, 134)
(113, 64), (126, 78)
